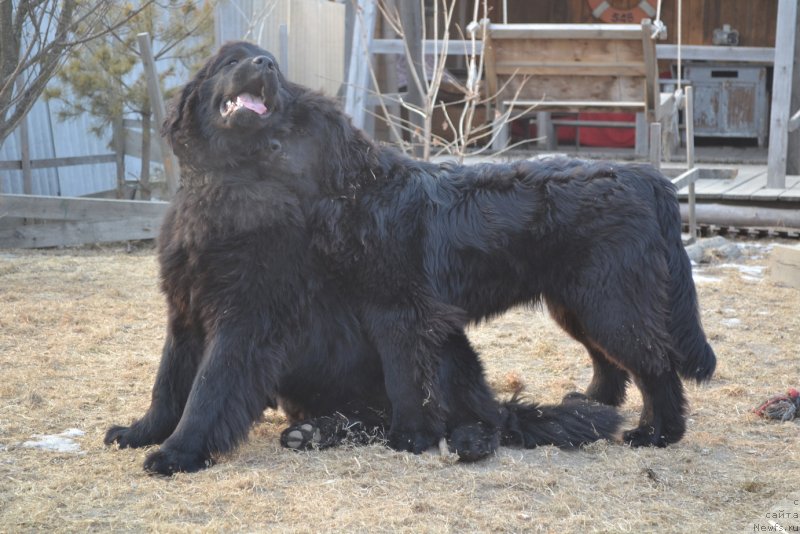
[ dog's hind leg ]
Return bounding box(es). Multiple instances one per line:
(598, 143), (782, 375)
(104, 314), (204, 449)
(547, 303), (629, 406)
(548, 297), (687, 447)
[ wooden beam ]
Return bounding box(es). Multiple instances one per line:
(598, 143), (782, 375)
(766, 0), (798, 188)
(788, 2), (800, 174)
(486, 23), (644, 40)
(649, 122), (662, 169)
(671, 168), (699, 191)
(0, 216), (164, 249)
(370, 38), (482, 55)
(0, 194), (168, 221)
(137, 33), (180, 197)
(0, 154), (117, 171)
(344, 0), (376, 130)
(656, 45), (774, 63)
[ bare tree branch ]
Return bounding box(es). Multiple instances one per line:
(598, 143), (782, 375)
(0, 0), (154, 144)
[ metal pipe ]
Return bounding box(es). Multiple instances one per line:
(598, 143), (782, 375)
(679, 202), (800, 229)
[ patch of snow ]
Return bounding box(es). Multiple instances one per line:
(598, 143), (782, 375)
(692, 271), (722, 284)
(721, 318), (741, 327)
(719, 264), (765, 278)
(22, 428), (85, 453)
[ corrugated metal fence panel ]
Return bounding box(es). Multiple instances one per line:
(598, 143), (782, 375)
(0, 99), (61, 195)
(0, 128), (23, 194)
(24, 100), (61, 195)
(47, 98), (116, 197)
(0, 99), (116, 197)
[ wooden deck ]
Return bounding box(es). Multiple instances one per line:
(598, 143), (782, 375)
(664, 164), (800, 202)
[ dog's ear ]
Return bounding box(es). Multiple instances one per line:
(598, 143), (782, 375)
(161, 77), (200, 161)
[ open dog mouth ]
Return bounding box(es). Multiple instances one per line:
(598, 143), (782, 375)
(219, 93), (269, 117)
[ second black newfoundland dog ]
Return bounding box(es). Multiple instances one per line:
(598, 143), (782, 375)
(105, 42), (715, 474)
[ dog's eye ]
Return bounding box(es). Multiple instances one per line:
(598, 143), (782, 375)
(227, 58), (238, 66)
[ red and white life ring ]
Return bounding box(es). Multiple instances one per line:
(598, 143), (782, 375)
(587, 0), (657, 24)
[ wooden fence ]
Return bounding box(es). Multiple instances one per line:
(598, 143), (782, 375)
(0, 33), (180, 249)
(0, 118), (172, 249)
(0, 194), (168, 248)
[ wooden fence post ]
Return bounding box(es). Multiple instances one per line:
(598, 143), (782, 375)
(766, 0), (798, 188)
(137, 33), (180, 197)
(112, 117), (126, 198)
(12, 78), (33, 195)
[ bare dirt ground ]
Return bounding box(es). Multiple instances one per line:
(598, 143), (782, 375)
(0, 240), (798, 533)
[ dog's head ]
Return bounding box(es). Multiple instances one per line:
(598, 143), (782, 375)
(163, 41), (290, 170)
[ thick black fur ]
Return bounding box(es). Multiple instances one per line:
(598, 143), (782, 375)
(104, 42), (715, 474)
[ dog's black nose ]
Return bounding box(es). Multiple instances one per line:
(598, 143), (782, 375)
(252, 56), (275, 70)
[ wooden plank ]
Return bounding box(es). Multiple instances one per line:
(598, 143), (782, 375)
(487, 23), (644, 40)
(497, 75), (646, 104)
(649, 122), (661, 169)
(0, 194), (169, 221)
(0, 216), (164, 249)
(656, 44), (774, 63)
(492, 38), (643, 67)
(671, 168), (699, 191)
(370, 39), (483, 55)
(640, 20), (658, 119)
(344, 0), (376, 129)
(112, 118), (125, 197)
(751, 176), (800, 200)
(138, 33), (180, 197)
(493, 62), (646, 76)
(19, 111), (31, 195)
(0, 154), (117, 171)
(766, 0), (798, 188)
(789, 1), (800, 174)
(722, 173), (769, 199)
(769, 244), (800, 289)
(691, 171), (756, 199)
(778, 176), (800, 200)
(504, 100), (645, 113)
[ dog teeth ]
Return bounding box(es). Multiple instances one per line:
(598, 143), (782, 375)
(219, 94), (268, 117)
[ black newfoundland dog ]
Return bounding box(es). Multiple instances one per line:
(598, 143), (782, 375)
(105, 42), (715, 474)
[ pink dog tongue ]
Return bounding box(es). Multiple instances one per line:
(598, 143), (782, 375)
(237, 93), (267, 115)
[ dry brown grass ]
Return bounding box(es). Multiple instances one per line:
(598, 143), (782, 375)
(1, 242), (798, 533)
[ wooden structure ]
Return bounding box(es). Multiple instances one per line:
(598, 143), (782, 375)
(481, 19), (675, 156)
(0, 195), (168, 248)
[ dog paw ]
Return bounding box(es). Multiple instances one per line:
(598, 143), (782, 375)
(447, 423), (499, 462)
(280, 423), (322, 450)
(143, 447), (212, 475)
(561, 391), (590, 403)
(623, 426), (667, 448)
(387, 428), (438, 454)
(104, 425), (156, 449)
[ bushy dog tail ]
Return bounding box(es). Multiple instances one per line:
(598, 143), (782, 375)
(653, 170), (717, 382)
(500, 394), (622, 448)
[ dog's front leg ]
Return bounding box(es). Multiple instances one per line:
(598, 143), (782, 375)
(105, 313), (204, 449)
(142, 322), (284, 475)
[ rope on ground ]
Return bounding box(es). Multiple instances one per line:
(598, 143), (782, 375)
(752, 388), (800, 422)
